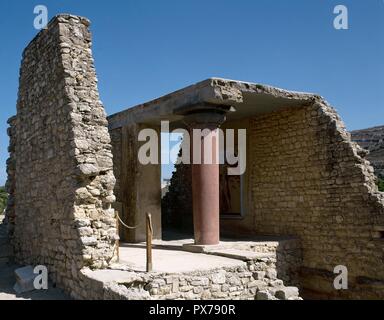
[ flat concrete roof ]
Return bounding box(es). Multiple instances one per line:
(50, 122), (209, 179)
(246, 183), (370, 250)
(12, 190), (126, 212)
(108, 78), (320, 130)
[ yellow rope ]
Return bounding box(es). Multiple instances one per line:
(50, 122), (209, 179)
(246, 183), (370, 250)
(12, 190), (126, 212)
(115, 211), (142, 229)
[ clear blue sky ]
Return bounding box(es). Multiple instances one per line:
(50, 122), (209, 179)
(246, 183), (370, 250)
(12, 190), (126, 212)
(0, 0), (383, 184)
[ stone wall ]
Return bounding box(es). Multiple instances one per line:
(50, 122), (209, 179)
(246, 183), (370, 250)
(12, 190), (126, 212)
(70, 251), (301, 300)
(161, 152), (193, 234)
(351, 126), (384, 179)
(250, 100), (384, 299)
(0, 219), (13, 267)
(6, 12), (384, 300)
(4, 116), (16, 234)
(164, 100), (384, 299)
(6, 14), (118, 296)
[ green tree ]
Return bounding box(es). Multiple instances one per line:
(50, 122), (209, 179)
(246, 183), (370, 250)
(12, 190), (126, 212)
(0, 186), (7, 214)
(379, 178), (384, 192)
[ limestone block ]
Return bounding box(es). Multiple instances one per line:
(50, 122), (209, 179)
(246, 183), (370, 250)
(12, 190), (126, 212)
(13, 266), (37, 294)
(256, 290), (274, 300)
(211, 271), (226, 284)
(275, 287), (300, 300)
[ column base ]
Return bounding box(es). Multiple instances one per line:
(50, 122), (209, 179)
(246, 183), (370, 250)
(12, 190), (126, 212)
(182, 242), (223, 253)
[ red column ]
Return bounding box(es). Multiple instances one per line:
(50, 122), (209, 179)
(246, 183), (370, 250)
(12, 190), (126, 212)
(191, 126), (220, 245)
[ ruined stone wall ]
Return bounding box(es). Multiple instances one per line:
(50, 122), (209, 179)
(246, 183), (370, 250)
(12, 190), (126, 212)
(164, 100), (384, 298)
(5, 116), (16, 233)
(6, 15), (118, 296)
(71, 251), (302, 300)
(351, 126), (384, 179)
(249, 101), (384, 299)
(161, 159), (193, 233)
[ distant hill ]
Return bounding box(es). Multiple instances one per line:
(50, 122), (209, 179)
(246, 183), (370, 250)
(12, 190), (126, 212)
(351, 125), (384, 179)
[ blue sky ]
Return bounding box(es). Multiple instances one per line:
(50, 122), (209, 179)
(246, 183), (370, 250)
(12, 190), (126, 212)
(0, 0), (383, 184)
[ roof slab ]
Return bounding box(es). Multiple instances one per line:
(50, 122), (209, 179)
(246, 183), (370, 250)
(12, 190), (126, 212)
(107, 78), (320, 130)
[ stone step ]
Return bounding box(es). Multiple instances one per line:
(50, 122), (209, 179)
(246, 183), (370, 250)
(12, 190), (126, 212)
(14, 265), (38, 293)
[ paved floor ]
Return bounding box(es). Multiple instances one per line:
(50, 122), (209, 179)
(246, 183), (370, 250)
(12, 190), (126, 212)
(0, 265), (69, 300)
(118, 245), (245, 273)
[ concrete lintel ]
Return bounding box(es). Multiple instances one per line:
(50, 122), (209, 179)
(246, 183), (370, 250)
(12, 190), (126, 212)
(107, 78), (318, 130)
(173, 102), (235, 116)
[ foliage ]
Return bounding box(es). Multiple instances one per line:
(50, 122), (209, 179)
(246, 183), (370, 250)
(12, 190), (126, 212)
(379, 178), (384, 192)
(0, 186), (8, 214)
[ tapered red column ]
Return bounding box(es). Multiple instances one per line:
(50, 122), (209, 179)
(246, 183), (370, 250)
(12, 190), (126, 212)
(181, 105), (229, 246)
(191, 126), (220, 245)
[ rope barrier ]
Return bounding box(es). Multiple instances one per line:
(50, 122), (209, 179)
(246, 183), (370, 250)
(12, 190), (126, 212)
(115, 211), (143, 229)
(115, 210), (153, 272)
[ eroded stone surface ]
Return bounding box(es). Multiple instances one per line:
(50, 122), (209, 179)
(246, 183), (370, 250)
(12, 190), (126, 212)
(5, 14), (118, 297)
(160, 98), (384, 299)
